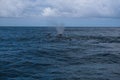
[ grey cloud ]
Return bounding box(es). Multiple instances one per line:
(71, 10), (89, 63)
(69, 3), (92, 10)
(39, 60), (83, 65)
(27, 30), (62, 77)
(0, 0), (120, 18)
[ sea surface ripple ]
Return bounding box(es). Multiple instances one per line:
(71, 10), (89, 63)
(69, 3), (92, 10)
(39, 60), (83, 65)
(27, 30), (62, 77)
(0, 27), (120, 80)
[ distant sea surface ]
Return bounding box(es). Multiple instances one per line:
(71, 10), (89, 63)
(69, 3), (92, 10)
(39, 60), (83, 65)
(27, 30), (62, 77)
(0, 27), (120, 80)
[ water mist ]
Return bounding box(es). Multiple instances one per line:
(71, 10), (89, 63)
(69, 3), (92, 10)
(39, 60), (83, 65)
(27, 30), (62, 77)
(56, 23), (64, 35)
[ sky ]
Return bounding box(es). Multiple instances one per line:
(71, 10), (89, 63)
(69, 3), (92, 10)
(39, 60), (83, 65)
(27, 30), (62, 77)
(0, 0), (120, 27)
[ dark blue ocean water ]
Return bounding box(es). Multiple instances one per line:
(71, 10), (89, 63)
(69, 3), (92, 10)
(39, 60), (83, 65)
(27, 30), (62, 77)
(0, 27), (120, 80)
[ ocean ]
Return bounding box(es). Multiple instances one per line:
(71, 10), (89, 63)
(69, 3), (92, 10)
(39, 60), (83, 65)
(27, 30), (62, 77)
(0, 27), (120, 80)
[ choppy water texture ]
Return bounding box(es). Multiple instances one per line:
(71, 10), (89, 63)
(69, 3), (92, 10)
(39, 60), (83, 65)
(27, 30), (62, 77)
(0, 27), (120, 80)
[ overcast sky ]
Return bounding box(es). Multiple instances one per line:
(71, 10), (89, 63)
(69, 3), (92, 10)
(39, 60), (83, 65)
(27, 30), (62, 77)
(0, 0), (120, 26)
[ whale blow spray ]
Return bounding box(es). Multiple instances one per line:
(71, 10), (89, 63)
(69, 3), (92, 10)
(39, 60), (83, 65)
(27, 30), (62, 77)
(56, 23), (64, 35)
(56, 27), (64, 35)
